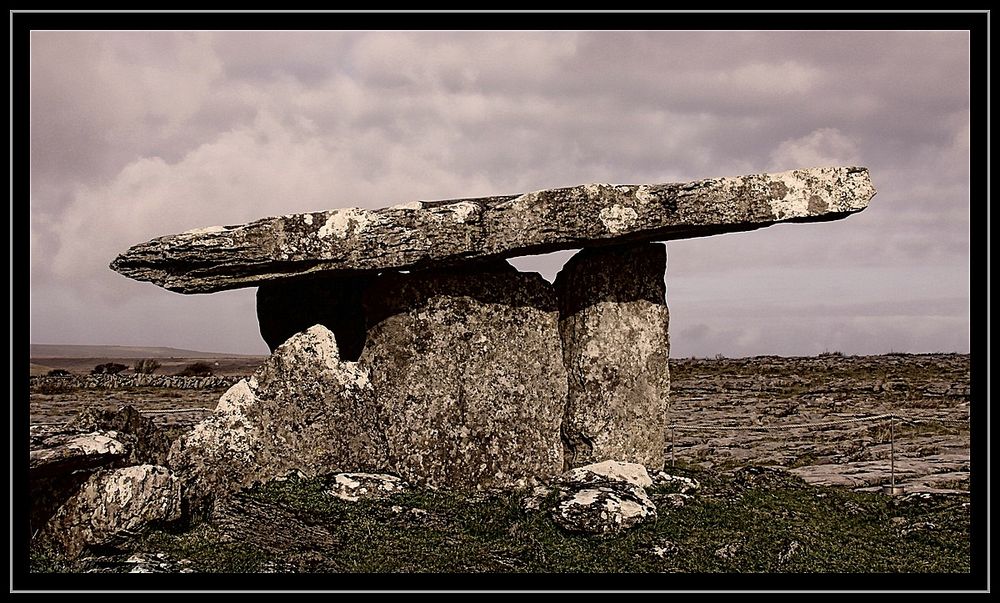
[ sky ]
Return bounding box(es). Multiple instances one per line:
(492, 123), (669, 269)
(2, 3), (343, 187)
(27, 30), (971, 358)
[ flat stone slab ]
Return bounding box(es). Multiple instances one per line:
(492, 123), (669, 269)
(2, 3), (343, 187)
(110, 166), (875, 293)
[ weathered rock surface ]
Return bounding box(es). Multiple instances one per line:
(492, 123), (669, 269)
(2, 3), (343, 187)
(67, 404), (171, 466)
(30, 430), (129, 475)
(257, 274), (372, 360)
(110, 166), (875, 293)
(323, 472), (407, 502)
(167, 325), (384, 519)
(563, 460), (655, 489)
(29, 405), (172, 532)
(555, 243), (670, 469)
(40, 464), (182, 559)
(360, 268), (567, 490)
(551, 461), (657, 535)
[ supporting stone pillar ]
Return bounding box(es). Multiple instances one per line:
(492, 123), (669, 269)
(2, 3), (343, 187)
(360, 266), (567, 490)
(554, 242), (670, 470)
(256, 274), (372, 361)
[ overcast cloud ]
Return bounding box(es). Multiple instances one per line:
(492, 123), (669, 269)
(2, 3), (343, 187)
(28, 30), (970, 357)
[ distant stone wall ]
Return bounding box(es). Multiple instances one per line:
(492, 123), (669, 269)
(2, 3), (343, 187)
(30, 374), (243, 390)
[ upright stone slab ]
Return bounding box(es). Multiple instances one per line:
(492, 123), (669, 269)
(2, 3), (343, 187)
(554, 243), (670, 469)
(257, 274), (372, 360)
(360, 266), (567, 490)
(168, 325), (384, 518)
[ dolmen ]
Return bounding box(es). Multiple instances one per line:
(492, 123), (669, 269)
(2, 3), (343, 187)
(110, 166), (875, 518)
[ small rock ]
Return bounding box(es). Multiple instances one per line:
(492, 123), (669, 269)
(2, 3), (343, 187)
(651, 541), (678, 558)
(778, 540), (802, 565)
(561, 460), (653, 489)
(323, 472), (407, 502)
(259, 559), (297, 573)
(664, 493), (692, 508)
(901, 521), (938, 536)
(652, 471), (701, 494)
(522, 485), (554, 512)
(551, 460), (658, 535)
(551, 483), (657, 536)
(714, 541), (742, 560)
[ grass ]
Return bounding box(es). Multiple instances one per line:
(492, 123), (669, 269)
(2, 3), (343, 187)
(31, 465), (970, 574)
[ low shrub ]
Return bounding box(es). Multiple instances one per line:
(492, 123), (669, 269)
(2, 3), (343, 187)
(176, 361), (214, 377)
(91, 362), (127, 375)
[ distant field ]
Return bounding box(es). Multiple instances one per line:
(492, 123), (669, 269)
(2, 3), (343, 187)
(29, 343), (266, 377)
(30, 344), (265, 359)
(30, 356), (266, 377)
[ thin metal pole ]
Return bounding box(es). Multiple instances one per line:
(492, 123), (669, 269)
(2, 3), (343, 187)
(890, 414), (895, 488)
(670, 423), (675, 468)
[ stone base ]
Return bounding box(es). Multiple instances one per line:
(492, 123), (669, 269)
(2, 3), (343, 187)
(554, 242), (670, 469)
(361, 267), (567, 490)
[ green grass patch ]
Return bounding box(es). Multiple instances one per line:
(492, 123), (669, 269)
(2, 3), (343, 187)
(30, 466), (970, 574)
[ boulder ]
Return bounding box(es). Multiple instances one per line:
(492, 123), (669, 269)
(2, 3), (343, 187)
(110, 167), (876, 293)
(30, 405), (171, 533)
(167, 325), (384, 519)
(555, 243), (670, 469)
(551, 461), (657, 535)
(39, 464), (182, 559)
(67, 404), (171, 466)
(256, 274), (372, 360)
(562, 460), (655, 489)
(360, 268), (567, 490)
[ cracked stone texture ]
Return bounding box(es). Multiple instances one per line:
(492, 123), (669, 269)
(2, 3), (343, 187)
(167, 325), (384, 519)
(360, 268), (567, 490)
(110, 166), (875, 293)
(323, 472), (407, 502)
(256, 273), (372, 360)
(555, 243), (670, 470)
(30, 405), (172, 533)
(551, 460), (657, 535)
(40, 464), (182, 559)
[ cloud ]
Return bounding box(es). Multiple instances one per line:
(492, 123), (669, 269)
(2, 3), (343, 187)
(769, 128), (861, 170)
(28, 30), (972, 355)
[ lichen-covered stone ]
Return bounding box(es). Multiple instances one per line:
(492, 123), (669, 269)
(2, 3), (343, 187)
(167, 325), (384, 519)
(40, 464), (182, 559)
(67, 404), (171, 466)
(555, 243), (670, 469)
(551, 460), (657, 535)
(562, 460), (655, 489)
(29, 405), (173, 533)
(29, 430), (129, 474)
(256, 274), (372, 360)
(110, 167), (876, 293)
(360, 269), (567, 490)
(323, 472), (407, 502)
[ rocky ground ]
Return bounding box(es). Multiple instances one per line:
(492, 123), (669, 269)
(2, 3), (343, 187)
(26, 352), (972, 574)
(668, 353), (970, 494)
(29, 352), (971, 494)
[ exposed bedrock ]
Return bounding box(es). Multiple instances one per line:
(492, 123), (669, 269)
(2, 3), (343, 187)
(110, 166), (876, 293)
(360, 267), (568, 490)
(554, 243), (670, 470)
(256, 274), (372, 360)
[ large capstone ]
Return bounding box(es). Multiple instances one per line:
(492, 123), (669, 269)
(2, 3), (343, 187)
(256, 274), (372, 360)
(110, 167), (876, 293)
(360, 267), (567, 490)
(554, 243), (670, 469)
(167, 325), (384, 519)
